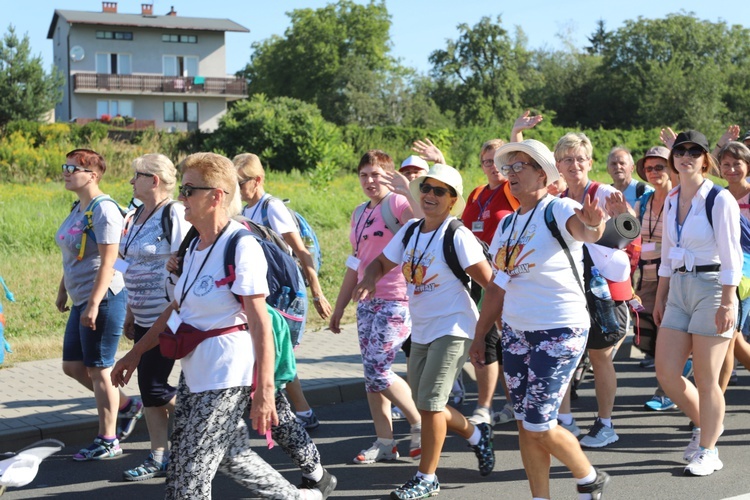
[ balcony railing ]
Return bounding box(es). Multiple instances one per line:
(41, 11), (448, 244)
(73, 74), (247, 97)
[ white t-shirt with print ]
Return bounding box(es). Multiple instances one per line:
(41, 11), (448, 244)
(383, 217), (485, 344)
(242, 193), (297, 236)
(489, 195), (589, 332)
(174, 220), (270, 393)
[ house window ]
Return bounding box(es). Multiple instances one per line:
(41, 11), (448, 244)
(96, 31), (133, 40)
(97, 100), (133, 118)
(162, 34), (197, 43)
(95, 53), (132, 75)
(163, 55), (199, 77)
(164, 102), (198, 122)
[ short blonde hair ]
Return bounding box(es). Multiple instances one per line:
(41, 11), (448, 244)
(554, 132), (593, 161)
(132, 154), (177, 193)
(179, 152), (237, 210)
(233, 153), (265, 182)
(480, 139), (505, 160)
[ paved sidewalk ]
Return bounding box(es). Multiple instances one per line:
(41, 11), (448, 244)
(0, 324), (383, 450)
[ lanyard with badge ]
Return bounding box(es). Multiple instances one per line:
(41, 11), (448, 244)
(346, 196), (386, 271)
(408, 219), (441, 284)
(471, 185), (499, 233)
(641, 196), (664, 253)
(669, 187), (692, 262)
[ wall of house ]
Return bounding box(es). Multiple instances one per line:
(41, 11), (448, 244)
(51, 21), (72, 122)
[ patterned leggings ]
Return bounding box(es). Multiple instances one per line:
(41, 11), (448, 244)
(165, 376), (301, 500)
(271, 389), (321, 475)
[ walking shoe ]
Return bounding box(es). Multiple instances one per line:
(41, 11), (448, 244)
(299, 469), (337, 499)
(682, 358), (694, 379)
(470, 422), (495, 476)
(728, 370), (738, 386)
(685, 448), (723, 476)
(409, 425), (422, 460)
(73, 437), (122, 461)
(644, 395), (676, 411)
(492, 403), (515, 425)
(683, 426), (724, 462)
(390, 474), (440, 499)
(557, 418), (581, 437)
(580, 419), (619, 448)
(391, 406), (405, 420)
(123, 453), (167, 481)
(117, 396), (144, 442)
(576, 468), (611, 499)
(449, 374), (465, 407)
(639, 355), (655, 368)
(353, 440), (399, 464)
(295, 411), (320, 431)
(468, 406), (492, 426)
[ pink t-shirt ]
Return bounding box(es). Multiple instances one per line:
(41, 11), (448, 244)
(349, 194), (410, 301)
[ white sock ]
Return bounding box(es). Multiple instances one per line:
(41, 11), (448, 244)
(296, 409), (313, 418)
(558, 413), (573, 425)
(377, 437), (394, 447)
(576, 467), (597, 485)
(151, 449), (167, 464)
(411, 423), (421, 433)
(416, 471), (435, 482)
(302, 463), (324, 482)
(598, 417), (612, 427)
(467, 425), (482, 446)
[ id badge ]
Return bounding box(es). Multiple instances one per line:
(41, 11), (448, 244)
(668, 246), (685, 260)
(494, 271), (511, 290)
(167, 310), (182, 333)
(641, 242), (657, 252)
(472, 221), (485, 233)
(113, 258), (129, 273)
(346, 255), (361, 271)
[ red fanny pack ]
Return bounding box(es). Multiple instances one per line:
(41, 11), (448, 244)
(159, 322), (248, 359)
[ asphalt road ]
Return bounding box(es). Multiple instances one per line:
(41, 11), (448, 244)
(3, 359), (750, 499)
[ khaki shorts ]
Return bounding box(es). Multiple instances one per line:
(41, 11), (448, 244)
(408, 336), (471, 412)
(661, 271), (733, 338)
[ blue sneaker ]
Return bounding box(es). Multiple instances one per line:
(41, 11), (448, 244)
(644, 395), (676, 411)
(123, 453), (168, 481)
(682, 359), (694, 379)
(390, 475), (440, 499)
(117, 396), (144, 442)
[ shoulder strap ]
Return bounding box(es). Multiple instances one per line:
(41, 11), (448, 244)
(705, 185), (722, 229)
(160, 201), (177, 243)
(353, 200), (369, 228)
(544, 199), (584, 294)
(443, 218), (470, 291)
(380, 193), (402, 235)
(588, 181), (600, 202)
(638, 190), (654, 223)
(220, 228), (253, 303)
(175, 226), (199, 277)
(260, 196), (272, 227)
(635, 181), (646, 199)
(501, 212), (515, 233)
(124, 204), (145, 236)
(401, 219), (422, 247)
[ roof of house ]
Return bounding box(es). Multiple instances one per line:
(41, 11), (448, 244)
(47, 9), (249, 38)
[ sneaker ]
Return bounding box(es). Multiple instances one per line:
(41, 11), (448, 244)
(468, 406), (492, 426)
(390, 474), (440, 499)
(353, 440), (399, 464)
(123, 453), (168, 481)
(728, 370), (738, 386)
(492, 403), (515, 426)
(299, 469), (337, 499)
(644, 395), (676, 411)
(557, 418), (581, 437)
(580, 419), (619, 448)
(470, 422), (495, 476)
(685, 449), (723, 476)
(576, 468), (611, 499)
(117, 396), (144, 441)
(409, 425), (421, 460)
(683, 427), (701, 462)
(682, 359), (694, 379)
(639, 355), (655, 369)
(449, 374), (465, 407)
(391, 406), (405, 420)
(73, 437), (122, 461)
(295, 411), (320, 431)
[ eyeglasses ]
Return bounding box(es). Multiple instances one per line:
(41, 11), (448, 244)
(559, 156), (590, 166)
(178, 185), (223, 197)
(500, 161), (535, 176)
(644, 164), (666, 173)
(481, 159), (495, 167)
(672, 147), (704, 159)
(419, 182), (454, 197)
(132, 172), (154, 180)
(62, 164), (93, 174)
(238, 177), (254, 186)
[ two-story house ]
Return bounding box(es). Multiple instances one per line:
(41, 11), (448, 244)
(47, 2), (248, 131)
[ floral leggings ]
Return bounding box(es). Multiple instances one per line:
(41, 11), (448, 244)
(271, 390), (320, 475)
(501, 323), (588, 432)
(165, 376), (301, 500)
(356, 298), (411, 393)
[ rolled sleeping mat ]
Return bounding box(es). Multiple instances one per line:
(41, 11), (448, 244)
(597, 212), (640, 249)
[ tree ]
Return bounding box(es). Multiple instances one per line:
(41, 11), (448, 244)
(428, 16), (530, 126)
(0, 25), (63, 126)
(585, 19), (610, 56)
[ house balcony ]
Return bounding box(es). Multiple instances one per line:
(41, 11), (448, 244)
(73, 73), (247, 99)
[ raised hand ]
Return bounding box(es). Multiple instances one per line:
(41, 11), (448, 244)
(660, 127), (677, 149)
(412, 138), (445, 164)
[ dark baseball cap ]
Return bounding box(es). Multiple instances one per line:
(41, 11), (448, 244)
(672, 130), (709, 152)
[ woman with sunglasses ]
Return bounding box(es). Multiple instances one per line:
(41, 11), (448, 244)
(329, 150), (422, 466)
(471, 139), (611, 499)
(112, 153), (325, 499)
(55, 149), (128, 461)
(118, 154), (191, 481)
(654, 131), (741, 476)
(354, 164), (495, 499)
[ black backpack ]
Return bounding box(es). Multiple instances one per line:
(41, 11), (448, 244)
(124, 201), (178, 244)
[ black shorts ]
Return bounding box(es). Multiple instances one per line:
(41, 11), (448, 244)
(483, 324), (502, 364)
(586, 301), (629, 350)
(134, 324), (177, 407)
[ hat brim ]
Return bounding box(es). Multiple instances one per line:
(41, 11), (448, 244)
(493, 140), (560, 187)
(409, 174), (466, 217)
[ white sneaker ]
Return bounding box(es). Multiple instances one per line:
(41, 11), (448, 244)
(352, 440), (399, 464)
(492, 403), (515, 425)
(683, 427), (701, 462)
(468, 407), (492, 426)
(684, 449), (723, 476)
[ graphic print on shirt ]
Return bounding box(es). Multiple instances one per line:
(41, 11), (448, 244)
(401, 247), (439, 295)
(493, 223), (538, 277)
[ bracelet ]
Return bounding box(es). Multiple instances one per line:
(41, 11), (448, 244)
(583, 221), (602, 232)
(718, 304), (734, 310)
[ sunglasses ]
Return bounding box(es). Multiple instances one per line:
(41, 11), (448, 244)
(419, 182), (454, 197)
(672, 147), (704, 159)
(238, 177), (254, 186)
(62, 164), (93, 174)
(500, 161), (535, 176)
(132, 171), (154, 180)
(644, 164), (666, 173)
(178, 185), (221, 197)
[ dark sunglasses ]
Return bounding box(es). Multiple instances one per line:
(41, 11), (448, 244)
(672, 147), (704, 159)
(419, 182), (454, 197)
(178, 185), (220, 197)
(62, 164), (93, 174)
(238, 177), (254, 186)
(644, 164), (666, 173)
(133, 171), (155, 180)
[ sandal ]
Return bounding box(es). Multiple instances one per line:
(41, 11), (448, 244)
(123, 453), (168, 481)
(73, 437), (122, 461)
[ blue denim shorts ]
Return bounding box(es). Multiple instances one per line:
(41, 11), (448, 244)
(62, 289), (126, 367)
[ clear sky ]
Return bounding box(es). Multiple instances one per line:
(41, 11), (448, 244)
(2, 0), (749, 75)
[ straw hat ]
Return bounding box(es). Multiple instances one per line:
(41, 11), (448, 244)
(409, 163), (466, 216)
(493, 139), (560, 187)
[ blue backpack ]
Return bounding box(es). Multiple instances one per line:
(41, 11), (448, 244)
(260, 197), (322, 273)
(703, 185), (750, 299)
(0, 276), (15, 365)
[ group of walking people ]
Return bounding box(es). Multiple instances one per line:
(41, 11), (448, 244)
(53, 117), (750, 499)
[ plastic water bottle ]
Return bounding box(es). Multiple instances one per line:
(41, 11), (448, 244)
(277, 286), (291, 311)
(286, 290), (306, 343)
(589, 267), (620, 333)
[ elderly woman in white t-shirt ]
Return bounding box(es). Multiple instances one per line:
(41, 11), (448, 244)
(354, 164), (494, 499)
(470, 139), (611, 499)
